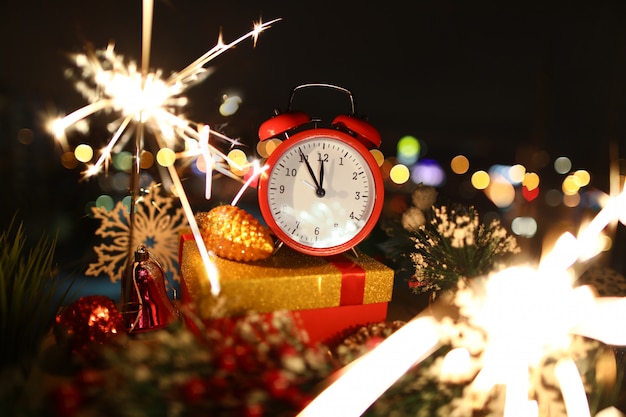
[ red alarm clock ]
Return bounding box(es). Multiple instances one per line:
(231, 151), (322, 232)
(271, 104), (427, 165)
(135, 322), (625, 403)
(257, 83), (384, 256)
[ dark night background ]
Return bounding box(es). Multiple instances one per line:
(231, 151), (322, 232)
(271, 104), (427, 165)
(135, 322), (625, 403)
(2, 0), (626, 269)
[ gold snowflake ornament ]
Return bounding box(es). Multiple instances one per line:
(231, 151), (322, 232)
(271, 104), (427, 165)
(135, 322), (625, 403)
(86, 184), (187, 283)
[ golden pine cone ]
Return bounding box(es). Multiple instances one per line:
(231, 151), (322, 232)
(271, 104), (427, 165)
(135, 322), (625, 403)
(196, 205), (274, 262)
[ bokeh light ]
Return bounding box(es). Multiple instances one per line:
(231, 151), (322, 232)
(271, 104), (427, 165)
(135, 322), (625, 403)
(95, 194), (115, 211)
(370, 149), (385, 167)
(511, 216), (538, 238)
(140, 150), (154, 169)
(388, 194), (408, 215)
(554, 156), (572, 174)
(74, 143), (94, 162)
(227, 149), (248, 175)
(563, 192), (581, 207)
(257, 138), (282, 158)
(509, 164), (526, 184)
(411, 159), (446, 187)
(156, 148), (176, 167)
(489, 165), (514, 183)
(113, 151), (133, 171)
(522, 172), (540, 191)
(256, 141), (267, 158)
(18, 128), (34, 145)
(562, 175), (581, 195)
(450, 155), (469, 174)
(545, 189), (562, 207)
(265, 138), (282, 157)
(574, 169), (590, 187)
(111, 172), (130, 192)
(522, 185), (540, 202)
(485, 174), (515, 208)
(390, 164), (410, 184)
(61, 151), (79, 169)
(380, 158), (395, 181)
(219, 95), (242, 116)
(396, 135), (420, 165)
(195, 155), (209, 174)
(471, 170), (490, 190)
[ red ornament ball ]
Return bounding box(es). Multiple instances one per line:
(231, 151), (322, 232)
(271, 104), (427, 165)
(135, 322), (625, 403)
(54, 295), (125, 358)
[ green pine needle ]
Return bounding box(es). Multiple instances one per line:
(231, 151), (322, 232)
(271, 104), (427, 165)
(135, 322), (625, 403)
(0, 216), (74, 371)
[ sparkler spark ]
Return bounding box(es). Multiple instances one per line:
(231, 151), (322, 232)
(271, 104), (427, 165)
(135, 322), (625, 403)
(301, 184), (626, 416)
(50, 18), (279, 179)
(50, 2), (279, 296)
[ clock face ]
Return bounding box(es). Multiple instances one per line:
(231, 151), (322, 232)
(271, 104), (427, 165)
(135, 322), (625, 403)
(258, 129), (383, 256)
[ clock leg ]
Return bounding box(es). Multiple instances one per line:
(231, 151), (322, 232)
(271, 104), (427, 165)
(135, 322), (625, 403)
(272, 239), (285, 255)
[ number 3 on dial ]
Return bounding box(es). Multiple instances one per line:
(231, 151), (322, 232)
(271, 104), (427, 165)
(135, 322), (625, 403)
(258, 128), (384, 256)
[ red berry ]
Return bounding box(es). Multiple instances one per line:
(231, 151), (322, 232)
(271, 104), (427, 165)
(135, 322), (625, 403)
(244, 403), (264, 417)
(263, 369), (290, 398)
(365, 336), (385, 350)
(235, 344), (258, 372)
(219, 352), (237, 372)
(181, 377), (208, 404)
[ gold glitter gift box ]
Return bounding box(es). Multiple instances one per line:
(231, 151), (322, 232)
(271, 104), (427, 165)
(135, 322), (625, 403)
(178, 233), (394, 344)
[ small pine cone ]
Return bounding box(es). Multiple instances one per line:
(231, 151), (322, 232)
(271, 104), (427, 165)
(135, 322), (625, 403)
(196, 205), (274, 262)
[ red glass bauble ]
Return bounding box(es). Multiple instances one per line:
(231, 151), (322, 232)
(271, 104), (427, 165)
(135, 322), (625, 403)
(54, 295), (126, 359)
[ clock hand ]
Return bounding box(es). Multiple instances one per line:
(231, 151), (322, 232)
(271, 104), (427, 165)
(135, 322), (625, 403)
(300, 179), (317, 191)
(317, 158), (326, 197)
(299, 148), (322, 193)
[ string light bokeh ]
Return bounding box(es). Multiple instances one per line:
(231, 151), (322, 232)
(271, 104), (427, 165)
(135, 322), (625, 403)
(2, 1), (626, 268)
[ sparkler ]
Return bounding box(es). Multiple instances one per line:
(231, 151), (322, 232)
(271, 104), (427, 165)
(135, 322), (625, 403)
(49, 0), (279, 296)
(231, 160), (268, 207)
(197, 124), (213, 200)
(298, 316), (441, 416)
(300, 184), (626, 416)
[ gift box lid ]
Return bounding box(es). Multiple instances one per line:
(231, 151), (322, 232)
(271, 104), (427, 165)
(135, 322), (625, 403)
(179, 233), (394, 317)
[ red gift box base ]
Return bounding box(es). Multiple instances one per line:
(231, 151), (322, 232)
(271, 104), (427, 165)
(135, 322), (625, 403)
(289, 302), (388, 345)
(180, 298), (389, 346)
(178, 243), (390, 345)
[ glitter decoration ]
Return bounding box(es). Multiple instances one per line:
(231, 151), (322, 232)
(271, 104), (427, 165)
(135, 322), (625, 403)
(179, 234), (393, 317)
(54, 295), (125, 360)
(196, 205), (274, 262)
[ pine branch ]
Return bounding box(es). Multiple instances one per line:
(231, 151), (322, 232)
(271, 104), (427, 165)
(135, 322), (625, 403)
(0, 216), (74, 371)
